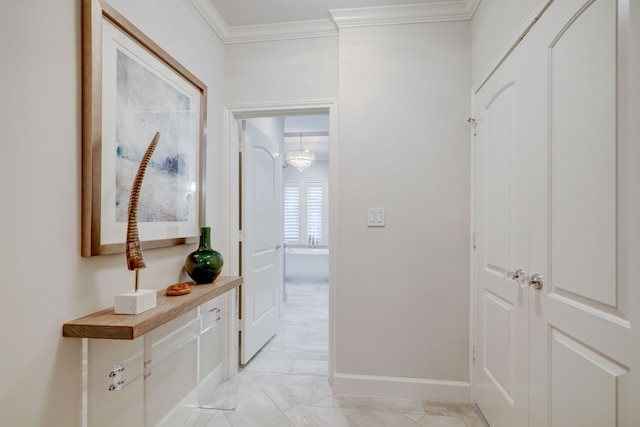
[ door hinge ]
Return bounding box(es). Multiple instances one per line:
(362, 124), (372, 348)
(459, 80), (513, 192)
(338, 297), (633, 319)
(238, 230), (244, 242)
(467, 117), (477, 136)
(472, 345), (477, 362)
(236, 318), (244, 331)
(467, 117), (478, 136)
(238, 141), (245, 152)
(472, 233), (477, 250)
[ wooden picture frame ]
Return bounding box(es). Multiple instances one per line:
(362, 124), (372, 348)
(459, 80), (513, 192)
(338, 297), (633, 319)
(81, 0), (207, 256)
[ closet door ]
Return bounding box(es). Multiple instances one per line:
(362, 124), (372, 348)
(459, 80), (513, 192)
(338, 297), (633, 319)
(474, 1), (639, 425)
(527, 0), (640, 425)
(472, 47), (530, 427)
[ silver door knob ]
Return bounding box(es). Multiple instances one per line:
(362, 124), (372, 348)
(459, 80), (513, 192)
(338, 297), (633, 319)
(275, 244), (282, 250)
(527, 273), (544, 290)
(505, 268), (526, 283)
(505, 269), (543, 290)
(519, 272), (544, 290)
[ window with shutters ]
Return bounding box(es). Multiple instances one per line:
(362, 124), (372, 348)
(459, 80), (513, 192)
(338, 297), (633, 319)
(306, 183), (323, 243)
(283, 181), (327, 245)
(283, 183), (300, 243)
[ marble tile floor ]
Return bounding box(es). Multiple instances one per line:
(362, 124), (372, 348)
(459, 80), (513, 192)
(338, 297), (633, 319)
(173, 282), (489, 427)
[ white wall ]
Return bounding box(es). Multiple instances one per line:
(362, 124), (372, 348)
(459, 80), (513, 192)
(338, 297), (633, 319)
(0, 1), (226, 425)
(226, 21), (471, 398)
(226, 36), (339, 104)
(334, 21), (471, 397)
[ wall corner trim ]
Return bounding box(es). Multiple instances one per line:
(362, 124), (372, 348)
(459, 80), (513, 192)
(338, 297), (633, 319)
(189, 0), (229, 43)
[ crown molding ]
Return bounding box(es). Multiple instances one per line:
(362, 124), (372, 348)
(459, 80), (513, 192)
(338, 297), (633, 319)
(330, 0), (481, 28)
(190, 0), (481, 44)
(226, 20), (338, 44)
(189, 0), (230, 42)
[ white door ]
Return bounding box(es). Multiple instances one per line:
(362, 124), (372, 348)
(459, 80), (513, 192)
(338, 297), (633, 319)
(526, 0), (639, 425)
(474, 0), (640, 425)
(472, 45), (530, 427)
(240, 117), (284, 365)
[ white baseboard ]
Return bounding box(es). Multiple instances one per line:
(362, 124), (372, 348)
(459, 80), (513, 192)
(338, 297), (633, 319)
(332, 373), (470, 402)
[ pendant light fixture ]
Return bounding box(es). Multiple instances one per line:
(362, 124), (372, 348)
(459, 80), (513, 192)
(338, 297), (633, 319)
(286, 132), (316, 172)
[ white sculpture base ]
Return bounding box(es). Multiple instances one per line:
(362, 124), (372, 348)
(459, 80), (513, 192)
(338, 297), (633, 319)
(114, 289), (157, 315)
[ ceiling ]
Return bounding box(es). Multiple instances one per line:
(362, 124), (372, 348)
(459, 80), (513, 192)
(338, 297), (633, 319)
(194, 0), (479, 43)
(208, 0), (455, 27)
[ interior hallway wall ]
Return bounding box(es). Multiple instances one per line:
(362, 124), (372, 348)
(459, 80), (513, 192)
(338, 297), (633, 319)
(335, 21), (471, 395)
(0, 0), (226, 425)
(226, 20), (472, 398)
(226, 36), (339, 105)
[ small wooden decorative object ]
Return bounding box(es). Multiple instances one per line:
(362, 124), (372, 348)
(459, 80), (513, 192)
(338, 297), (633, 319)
(165, 283), (192, 296)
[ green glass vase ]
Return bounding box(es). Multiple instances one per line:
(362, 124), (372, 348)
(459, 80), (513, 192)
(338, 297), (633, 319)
(185, 227), (224, 284)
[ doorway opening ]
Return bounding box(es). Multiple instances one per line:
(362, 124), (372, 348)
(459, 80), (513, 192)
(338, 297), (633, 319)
(223, 101), (336, 386)
(246, 114), (330, 377)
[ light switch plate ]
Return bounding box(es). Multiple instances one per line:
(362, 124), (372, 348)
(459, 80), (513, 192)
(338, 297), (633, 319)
(367, 208), (385, 227)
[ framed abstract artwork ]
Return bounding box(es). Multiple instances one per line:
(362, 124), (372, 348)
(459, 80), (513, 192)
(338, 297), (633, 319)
(81, 0), (207, 256)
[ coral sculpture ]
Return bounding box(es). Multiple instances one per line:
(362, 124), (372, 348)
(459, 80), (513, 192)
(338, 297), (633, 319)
(126, 132), (160, 277)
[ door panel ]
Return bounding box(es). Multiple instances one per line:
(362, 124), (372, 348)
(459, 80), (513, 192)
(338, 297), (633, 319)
(484, 84), (514, 274)
(528, 0), (638, 425)
(483, 291), (515, 400)
(549, 0), (618, 307)
(549, 328), (628, 427)
(473, 54), (529, 427)
(251, 147), (278, 320)
(240, 118), (284, 365)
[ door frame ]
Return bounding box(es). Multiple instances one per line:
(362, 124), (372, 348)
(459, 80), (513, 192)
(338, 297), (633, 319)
(222, 99), (338, 382)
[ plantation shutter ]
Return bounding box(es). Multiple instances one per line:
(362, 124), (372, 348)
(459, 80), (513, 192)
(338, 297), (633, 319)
(283, 183), (300, 243)
(306, 183), (323, 244)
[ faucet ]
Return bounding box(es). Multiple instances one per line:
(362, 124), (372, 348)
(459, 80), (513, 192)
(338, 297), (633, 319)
(308, 235), (316, 247)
